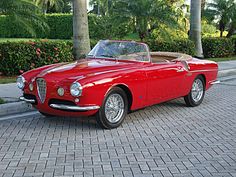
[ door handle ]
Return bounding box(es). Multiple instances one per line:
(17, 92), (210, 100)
(177, 68), (185, 72)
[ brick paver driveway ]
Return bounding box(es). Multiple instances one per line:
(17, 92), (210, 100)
(0, 78), (236, 177)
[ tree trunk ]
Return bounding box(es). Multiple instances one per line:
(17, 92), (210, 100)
(42, 0), (49, 14)
(189, 0), (204, 58)
(72, 0), (91, 59)
(227, 24), (235, 38)
(201, 0), (206, 10)
(220, 30), (223, 37)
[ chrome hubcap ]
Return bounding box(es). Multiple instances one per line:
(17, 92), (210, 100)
(191, 79), (204, 103)
(105, 93), (124, 123)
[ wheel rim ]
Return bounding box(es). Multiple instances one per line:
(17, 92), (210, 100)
(105, 93), (124, 123)
(191, 78), (204, 103)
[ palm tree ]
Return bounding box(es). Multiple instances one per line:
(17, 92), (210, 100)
(113, 0), (179, 41)
(0, 0), (48, 37)
(204, 0), (236, 37)
(33, 0), (64, 14)
(89, 0), (113, 15)
(189, 0), (203, 58)
(227, 9), (236, 37)
(201, 0), (206, 10)
(72, 0), (91, 59)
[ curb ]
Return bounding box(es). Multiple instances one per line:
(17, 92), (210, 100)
(218, 68), (236, 78)
(0, 101), (35, 117)
(0, 111), (40, 121)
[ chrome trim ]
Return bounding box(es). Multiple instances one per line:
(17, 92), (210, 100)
(210, 80), (220, 85)
(36, 78), (46, 103)
(190, 69), (218, 73)
(50, 104), (100, 111)
(19, 96), (35, 103)
(177, 68), (185, 72)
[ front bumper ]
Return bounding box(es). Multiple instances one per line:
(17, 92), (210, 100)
(209, 80), (220, 85)
(50, 104), (100, 111)
(19, 96), (100, 112)
(19, 96), (36, 104)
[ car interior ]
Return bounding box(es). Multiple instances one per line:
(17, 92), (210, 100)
(150, 52), (192, 63)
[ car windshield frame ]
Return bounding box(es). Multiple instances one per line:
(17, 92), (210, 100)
(87, 40), (151, 63)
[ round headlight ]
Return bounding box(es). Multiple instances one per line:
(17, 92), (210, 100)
(70, 82), (82, 97)
(16, 76), (25, 90)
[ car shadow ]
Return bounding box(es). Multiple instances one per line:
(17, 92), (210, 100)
(40, 115), (100, 130)
(37, 98), (200, 129)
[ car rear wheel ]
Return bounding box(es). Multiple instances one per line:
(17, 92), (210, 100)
(96, 87), (128, 129)
(184, 76), (205, 107)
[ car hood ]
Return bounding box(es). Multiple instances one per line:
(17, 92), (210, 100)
(36, 59), (138, 82)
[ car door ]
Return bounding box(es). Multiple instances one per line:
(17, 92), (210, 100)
(145, 61), (187, 105)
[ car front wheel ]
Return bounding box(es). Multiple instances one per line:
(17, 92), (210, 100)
(184, 76), (205, 107)
(96, 87), (128, 129)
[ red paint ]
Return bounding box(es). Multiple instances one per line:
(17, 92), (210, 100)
(21, 51), (218, 117)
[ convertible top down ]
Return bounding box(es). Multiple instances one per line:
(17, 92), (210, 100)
(18, 40), (218, 129)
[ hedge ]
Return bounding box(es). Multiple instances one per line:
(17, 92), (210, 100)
(148, 37), (236, 58)
(232, 36), (236, 55)
(0, 14), (72, 39)
(0, 40), (73, 76)
(1, 38), (235, 76)
(0, 14), (128, 40)
(147, 39), (196, 56)
(202, 38), (235, 58)
(0, 14), (131, 40)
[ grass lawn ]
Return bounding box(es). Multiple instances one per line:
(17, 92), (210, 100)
(0, 98), (5, 104)
(0, 38), (34, 42)
(207, 56), (236, 62)
(0, 76), (16, 84)
(0, 38), (71, 42)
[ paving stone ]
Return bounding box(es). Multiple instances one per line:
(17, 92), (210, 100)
(0, 80), (236, 177)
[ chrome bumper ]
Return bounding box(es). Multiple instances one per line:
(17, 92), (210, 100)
(19, 96), (36, 103)
(50, 104), (100, 111)
(209, 80), (220, 85)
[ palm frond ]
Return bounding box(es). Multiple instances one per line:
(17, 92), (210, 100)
(0, 0), (49, 37)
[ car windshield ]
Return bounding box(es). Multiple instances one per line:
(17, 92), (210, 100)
(87, 40), (150, 62)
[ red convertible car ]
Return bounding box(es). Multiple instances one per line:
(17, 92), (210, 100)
(17, 40), (218, 129)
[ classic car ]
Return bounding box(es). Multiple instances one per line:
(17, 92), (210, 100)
(17, 40), (218, 129)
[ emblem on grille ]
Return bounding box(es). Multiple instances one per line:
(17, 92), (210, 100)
(36, 78), (46, 103)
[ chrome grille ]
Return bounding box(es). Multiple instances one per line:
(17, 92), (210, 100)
(36, 78), (46, 103)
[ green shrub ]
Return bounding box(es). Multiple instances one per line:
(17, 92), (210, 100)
(44, 14), (73, 39)
(0, 39), (99, 76)
(0, 14), (72, 39)
(0, 98), (5, 104)
(89, 14), (131, 40)
(0, 14), (131, 39)
(202, 38), (235, 58)
(146, 39), (195, 56)
(0, 15), (34, 38)
(231, 36), (236, 55)
(151, 25), (188, 41)
(0, 40), (73, 76)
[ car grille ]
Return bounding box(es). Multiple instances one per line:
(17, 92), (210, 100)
(36, 78), (46, 103)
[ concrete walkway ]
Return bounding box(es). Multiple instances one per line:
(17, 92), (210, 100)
(218, 60), (236, 71)
(0, 83), (22, 102)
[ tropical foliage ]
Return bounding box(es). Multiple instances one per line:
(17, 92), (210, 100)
(204, 0), (236, 37)
(0, 0), (48, 37)
(33, 0), (71, 13)
(89, 0), (183, 41)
